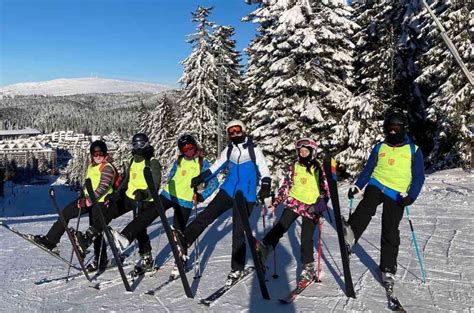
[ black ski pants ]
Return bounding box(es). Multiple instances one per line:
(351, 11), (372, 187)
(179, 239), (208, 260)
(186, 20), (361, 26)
(46, 197), (111, 245)
(263, 208), (317, 265)
(121, 197), (154, 255)
(347, 185), (405, 274)
(183, 189), (254, 272)
(120, 194), (191, 247)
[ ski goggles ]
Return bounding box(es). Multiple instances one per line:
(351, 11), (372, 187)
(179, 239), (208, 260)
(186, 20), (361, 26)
(295, 138), (318, 150)
(227, 125), (243, 136)
(92, 151), (106, 157)
(179, 143), (195, 153)
(132, 141), (149, 149)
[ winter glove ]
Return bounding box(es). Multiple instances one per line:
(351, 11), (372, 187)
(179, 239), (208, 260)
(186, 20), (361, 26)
(396, 195), (414, 207)
(190, 175), (204, 188)
(195, 193), (205, 203)
(258, 180), (271, 203)
(77, 198), (87, 209)
(347, 187), (359, 199)
(133, 189), (149, 201)
(314, 196), (328, 214)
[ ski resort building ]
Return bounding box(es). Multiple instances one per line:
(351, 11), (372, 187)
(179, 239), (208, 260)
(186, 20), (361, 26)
(0, 127), (42, 140)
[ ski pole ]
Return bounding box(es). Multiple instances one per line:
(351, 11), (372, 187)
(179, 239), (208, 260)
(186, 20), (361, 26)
(316, 221), (322, 282)
(405, 205), (426, 283)
(348, 185), (361, 218)
(261, 201), (267, 233)
(67, 199), (83, 282)
(270, 193), (278, 279)
(193, 187), (201, 279)
(348, 199), (353, 217)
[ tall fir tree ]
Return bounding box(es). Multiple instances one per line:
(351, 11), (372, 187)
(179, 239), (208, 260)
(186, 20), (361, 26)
(244, 0), (357, 177)
(210, 25), (244, 122)
(177, 6), (219, 158)
(415, 0), (473, 169)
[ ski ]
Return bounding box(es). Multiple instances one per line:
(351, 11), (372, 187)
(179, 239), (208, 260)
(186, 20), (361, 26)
(278, 279), (316, 304)
(234, 191), (270, 300)
(199, 266), (255, 307)
(85, 179), (132, 292)
(322, 158), (356, 298)
(49, 187), (92, 282)
(384, 283), (406, 312)
(0, 221), (81, 272)
(143, 166), (194, 298)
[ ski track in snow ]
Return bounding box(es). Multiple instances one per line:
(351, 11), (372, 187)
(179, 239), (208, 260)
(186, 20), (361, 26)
(0, 169), (473, 312)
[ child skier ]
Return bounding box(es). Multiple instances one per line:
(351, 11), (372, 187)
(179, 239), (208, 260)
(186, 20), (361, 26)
(344, 111), (425, 288)
(255, 138), (329, 288)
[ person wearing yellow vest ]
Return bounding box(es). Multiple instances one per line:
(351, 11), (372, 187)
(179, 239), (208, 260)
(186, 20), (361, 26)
(33, 140), (117, 271)
(109, 134), (218, 276)
(74, 133), (161, 274)
(255, 138), (329, 286)
(344, 111), (425, 287)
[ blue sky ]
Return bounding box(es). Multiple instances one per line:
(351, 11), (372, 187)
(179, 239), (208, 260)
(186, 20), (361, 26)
(0, 0), (258, 87)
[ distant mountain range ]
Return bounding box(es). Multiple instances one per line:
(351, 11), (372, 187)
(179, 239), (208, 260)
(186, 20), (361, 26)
(0, 77), (171, 96)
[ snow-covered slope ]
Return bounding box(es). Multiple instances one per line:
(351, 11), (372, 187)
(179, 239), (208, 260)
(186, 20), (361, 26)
(0, 169), (472, 311)
(0, 77), (170, 96)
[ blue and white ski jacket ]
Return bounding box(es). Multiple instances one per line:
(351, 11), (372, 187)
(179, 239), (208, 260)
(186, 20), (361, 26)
(201, 138), (271, 203)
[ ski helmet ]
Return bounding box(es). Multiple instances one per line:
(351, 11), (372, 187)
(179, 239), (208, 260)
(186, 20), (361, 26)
(177, 134), (198, 152)
(90, 140), (107, 155)
(226, 120), (246, 135)
(383, 111), (408, 134)
(132, 133), (150, 148)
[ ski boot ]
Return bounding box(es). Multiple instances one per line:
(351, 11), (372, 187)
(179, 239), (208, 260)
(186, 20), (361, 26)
(130, 251), (154, 277)
(381, 270), (396, 292)
(255, 239), (272, 272)
(298, 262), (317, 289)
(225, 269), (243, 286)
(108, 226), (130, 254)
(33, 235), (57, 252)
(86, 257), (109, 273)
(70, 228), (94, 259)
(342, 218), (355, 254)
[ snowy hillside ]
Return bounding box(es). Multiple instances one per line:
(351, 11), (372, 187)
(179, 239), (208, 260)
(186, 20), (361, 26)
(0, 77), (170, 96)
(0, 169), (473, 311)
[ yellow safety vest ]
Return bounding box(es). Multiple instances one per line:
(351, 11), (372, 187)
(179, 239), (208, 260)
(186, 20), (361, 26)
(289, 163), (320, 205)
(126, 159), (154, 202)
(84, 162), (115, 203)
(372, 143), (415, 193)
(163, 158), (201, 202)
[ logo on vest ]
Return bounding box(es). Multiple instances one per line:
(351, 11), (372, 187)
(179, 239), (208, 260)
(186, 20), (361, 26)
(181, 170), (187, 176)
(380, 152), (386, 158)
(388, 159), (395, 166)
(300, 177), (307, 185)
(132, 173), (137, 179)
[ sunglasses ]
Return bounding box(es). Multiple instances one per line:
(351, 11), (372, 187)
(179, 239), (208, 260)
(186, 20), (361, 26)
(180, 143), (195, 153)
(92, 152), (106, 157)
(132, 141), (149, 149)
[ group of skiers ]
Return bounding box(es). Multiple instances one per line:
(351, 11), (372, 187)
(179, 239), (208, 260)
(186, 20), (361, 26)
(31, 110), (425, 293)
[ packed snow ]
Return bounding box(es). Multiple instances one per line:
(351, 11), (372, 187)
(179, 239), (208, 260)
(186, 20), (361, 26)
(0, 77), (170, 96)
(0, 168), (473, 311)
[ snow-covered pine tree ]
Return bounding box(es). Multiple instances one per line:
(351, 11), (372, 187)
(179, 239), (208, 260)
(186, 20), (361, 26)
(415, 0), (473, 169)
(139, 94), (179, 171)
(244, 0), (357, 178)
(210, 25), (244, 124)
(177, 6), (219, 158)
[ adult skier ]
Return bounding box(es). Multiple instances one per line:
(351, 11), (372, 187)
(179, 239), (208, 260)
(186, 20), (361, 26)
(73, 133), (161, 274)
(344, 111), (425, 287)
(33, 140), (117, 271)
(169, 120), (272, 285)
(255, 138), (329, 288)
(109, 134), (218, 275)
